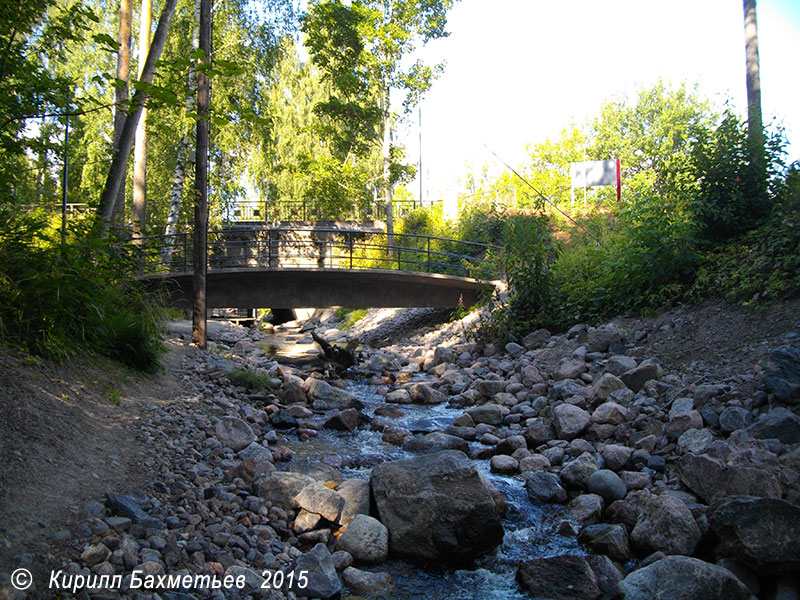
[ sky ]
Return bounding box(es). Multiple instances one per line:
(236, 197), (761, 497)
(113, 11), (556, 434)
(390, 0), (800, 204)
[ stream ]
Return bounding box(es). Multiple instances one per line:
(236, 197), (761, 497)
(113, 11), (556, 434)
(261, 327), (583, 600)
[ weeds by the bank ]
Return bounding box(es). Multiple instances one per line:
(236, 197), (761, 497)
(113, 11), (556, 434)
(0, 209), (166, 371)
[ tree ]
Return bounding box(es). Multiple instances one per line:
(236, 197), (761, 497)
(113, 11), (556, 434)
(303, 0), (456, 238)
(132, 0), (153, 236)
(743, 0), (766, 196)
(96, 0), (179, 230)
(111, 0), (132, 222)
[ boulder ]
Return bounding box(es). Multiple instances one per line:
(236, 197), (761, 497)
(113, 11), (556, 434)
(341, 567), (394, 597)
(719, 406), (753, 433)
(407, 382), (447, 404)
(305, 378), (361, 410)
(519, 454), (551, 473)
(256, 472), (315, 512)
(618, 556), (752, 600)
(604, 355), (638, 377)
(601, 444), (632, 471)
(591, 401), (628, 425)
(386, 389), (413, 404)
(677, 428), (714, 454)
(516, 555), (600, 600)
(214, 416), (255, 451)
(745, 407), (800, 444)
(466, 403), (505, 426)
(620, 363), (661, 393)
(578, 523), (631, 562)
(568, 493), (604, 523)
(630, 494), (701, 557)
(323, 408), (360, 431)
(523, 418), (555, 446)
(403, 432), (469, 454)
(763, 345), (800, 400)
(560, 452), (599, 490)
(369, 450), (504, 563)
(293, 482), (344, 522)
(523, 471), (567, 503)
(522, 328), (551, 350)
(587, 469), (627, 502)
(587, 325), (624, 353)
(710, 496), (800, 574)
(591, 375), (628, 403)
(678, 453), (782, 504)
(475, 379), (507, 397)
(336, 514), (389, 564)
(290, 543), (342, 599)
(554, 359), (587, 381)
(490, 455), (519, 474)
(552, 404), (591, 440)
(337, 479), (370, 526)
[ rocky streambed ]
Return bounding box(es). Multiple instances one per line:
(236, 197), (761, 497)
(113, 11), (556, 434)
(9, 312), (800, 600)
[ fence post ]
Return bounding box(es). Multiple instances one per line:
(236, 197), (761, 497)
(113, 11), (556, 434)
(349, 231), (353, 269)
(183, 233), (188, 273)
(427, 237), (431, 273)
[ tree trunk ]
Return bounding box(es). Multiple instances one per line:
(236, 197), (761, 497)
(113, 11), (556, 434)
(381, 83), (393, 249)
(743, 0), (765, 177)
(162, 0), (201, 265)
(192, 0), (211, 348)
(132, 0), (152, 238)
(111, 0), (132, 225)
(96, 0), (178, 231)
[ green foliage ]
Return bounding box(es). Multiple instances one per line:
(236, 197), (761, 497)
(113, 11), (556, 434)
(0, 210), (165, 371)
(692, 162), (800, 301)
(691, 110), (787, 242)
(227, 368), (275, 392)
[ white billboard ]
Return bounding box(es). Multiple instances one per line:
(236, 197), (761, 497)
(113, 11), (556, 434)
(569, 160), (619, 188)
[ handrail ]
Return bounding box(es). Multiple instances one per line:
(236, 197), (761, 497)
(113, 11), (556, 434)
(138, 226), (503, 281)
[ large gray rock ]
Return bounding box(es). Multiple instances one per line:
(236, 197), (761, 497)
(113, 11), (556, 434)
(745, 407), (800, 444)
(620, 363), (661, 393)
(630, 494), (701, 557)
(305, 377), (361, 409)
(337, 479), (370, 526)
(587, 324), (624, 353)
(466, 403), (505, 425)
(578, 523), (631, 562)
(587, 469), (627, 502)
(256, 472), (315, 511)
(214, 416), (255, 451)
(369, 450), (504, 563)
(763, 345), (800, 400)
(591, 401), (628, 425)
(678, 453), (782, 504)
(560, 452), (599, 490)
(523, 418), (555, 446)
(710, 496), (800, 574)
(591, 375), (628, 403)
(290, 543), (342, 599)
(552, 403), (591, 440)
(293, 482), (344, 522)
(523, 471), (567, 503)
(516, 555), (601, 600)
(342, 567), (394, 597)
(406, 382), (447, 404)
(403, 432), (469, 454)
(336, 514), (389, 564)
(618, 556), (752, 600)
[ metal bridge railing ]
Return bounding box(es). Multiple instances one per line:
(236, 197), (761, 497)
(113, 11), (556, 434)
(139, 226), (503, 281)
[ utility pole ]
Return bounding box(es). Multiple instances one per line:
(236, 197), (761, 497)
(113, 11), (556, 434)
(192, 0), (210, 348)
(418, 105), (422, 209)
(743, 0), (765, 179)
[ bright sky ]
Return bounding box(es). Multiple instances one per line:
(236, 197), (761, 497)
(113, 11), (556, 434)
(393, 0), (800, 203)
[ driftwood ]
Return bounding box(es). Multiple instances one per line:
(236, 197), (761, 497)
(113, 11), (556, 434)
(311, 330), (359, 371)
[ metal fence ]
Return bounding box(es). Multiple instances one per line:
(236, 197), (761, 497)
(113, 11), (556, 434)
(140, 226), (503, 281)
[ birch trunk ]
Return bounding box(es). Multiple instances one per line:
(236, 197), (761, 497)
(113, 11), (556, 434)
(96, 0), (179, 231)
(132, 0), (152, 238)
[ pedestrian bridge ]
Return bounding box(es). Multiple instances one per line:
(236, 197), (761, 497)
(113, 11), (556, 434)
(139, 226), (503, 309)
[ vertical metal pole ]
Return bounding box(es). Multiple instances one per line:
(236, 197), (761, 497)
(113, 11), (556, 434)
(192, 0), (210, 348)
(418, 105), (422, 209)
(427, 237), (431, 273)
(61, 109), (70, 243)
(349, 231), (353, 269)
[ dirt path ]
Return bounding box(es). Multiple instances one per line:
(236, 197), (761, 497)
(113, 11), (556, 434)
(0, 340), (193, 585)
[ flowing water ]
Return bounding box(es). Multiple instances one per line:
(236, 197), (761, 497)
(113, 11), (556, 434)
(264, 330), (582, 599)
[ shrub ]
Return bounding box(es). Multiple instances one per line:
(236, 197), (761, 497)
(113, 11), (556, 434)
(0, 209), (165, 371)
(227, 368), (275, 392)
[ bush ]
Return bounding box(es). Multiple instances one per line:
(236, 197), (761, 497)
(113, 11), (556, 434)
(227, 368), (275, 392)
(0, 209), (166, 371)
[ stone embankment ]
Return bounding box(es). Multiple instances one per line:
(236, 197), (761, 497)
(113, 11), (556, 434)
(9, 310), (800, 600)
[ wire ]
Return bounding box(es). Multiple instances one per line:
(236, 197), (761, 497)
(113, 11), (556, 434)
(480, 142), (600, 243)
